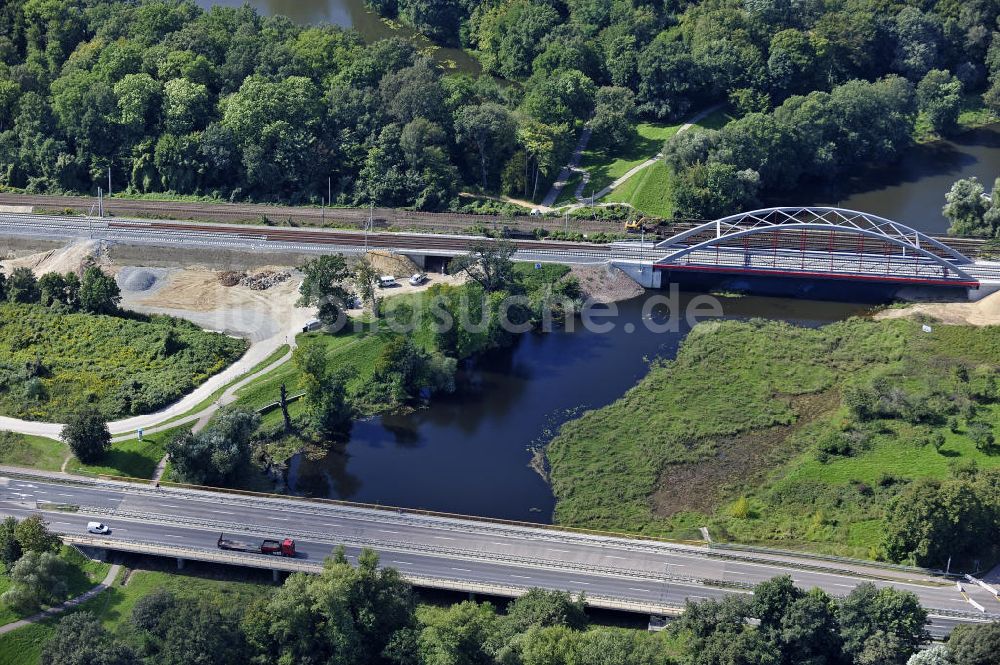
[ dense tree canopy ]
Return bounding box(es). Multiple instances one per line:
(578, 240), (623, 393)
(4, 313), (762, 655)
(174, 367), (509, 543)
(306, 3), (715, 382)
(0, 0), (993, 214)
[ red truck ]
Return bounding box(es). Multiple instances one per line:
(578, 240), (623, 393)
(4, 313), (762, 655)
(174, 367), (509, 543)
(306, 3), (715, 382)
(217, 533), (296, 557)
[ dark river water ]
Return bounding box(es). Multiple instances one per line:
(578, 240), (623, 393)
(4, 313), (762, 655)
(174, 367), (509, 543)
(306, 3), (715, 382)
(288, 294), (864, 521)
(791, 126), (1000, 235)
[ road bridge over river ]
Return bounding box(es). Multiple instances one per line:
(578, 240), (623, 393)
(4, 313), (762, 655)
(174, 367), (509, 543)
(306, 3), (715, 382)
(1, 206), (999, 297)
(1, 468), (997, 638)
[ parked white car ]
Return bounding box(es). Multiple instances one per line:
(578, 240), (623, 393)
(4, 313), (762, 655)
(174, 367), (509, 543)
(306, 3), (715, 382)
(408, 273), (427, 286)
(87, 522), (110, 534)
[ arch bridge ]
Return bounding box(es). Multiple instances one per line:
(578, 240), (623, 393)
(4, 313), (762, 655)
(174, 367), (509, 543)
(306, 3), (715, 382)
(651, 207), (979, 287)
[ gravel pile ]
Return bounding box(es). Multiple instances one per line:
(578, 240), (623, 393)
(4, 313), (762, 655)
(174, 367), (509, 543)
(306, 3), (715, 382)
(117, 267), (166, 293)
(234, 270), (292, 290)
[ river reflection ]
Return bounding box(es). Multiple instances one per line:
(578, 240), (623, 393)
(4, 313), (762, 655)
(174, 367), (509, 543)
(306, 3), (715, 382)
(287, 293), (865, 522)
(788, 125), (1000, 234)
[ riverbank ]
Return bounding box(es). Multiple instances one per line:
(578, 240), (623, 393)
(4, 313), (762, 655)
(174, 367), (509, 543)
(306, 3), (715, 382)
(876, 289), (1000, 327)
(546, 316), (1000, 564)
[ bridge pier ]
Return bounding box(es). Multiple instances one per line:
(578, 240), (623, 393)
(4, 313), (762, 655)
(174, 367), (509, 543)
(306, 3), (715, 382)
(273, 569), (281, 583)
(613, 262), (661, 289)
(176, 557), (185, 570)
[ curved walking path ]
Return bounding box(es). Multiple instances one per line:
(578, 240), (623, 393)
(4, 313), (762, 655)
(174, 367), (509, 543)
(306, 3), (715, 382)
(0, 564), (121, 635)
(0, 309), (312, 441)
(542, 104), (723, 211)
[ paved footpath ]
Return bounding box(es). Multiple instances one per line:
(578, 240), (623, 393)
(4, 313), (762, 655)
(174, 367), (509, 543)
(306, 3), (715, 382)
(0, 564), (121, 635)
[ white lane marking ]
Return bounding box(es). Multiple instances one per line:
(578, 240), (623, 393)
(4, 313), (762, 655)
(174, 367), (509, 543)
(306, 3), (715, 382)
(379, 529), (400, 534)
(432, 536), (455, 541)
(628, 588), (650, 593)
(451, 567), (472, 572)
(35, 491), (47, 494)
(57, 494), (73, 497)
(664, 563), (685, 567)
(547, 548), (570, 553)
(51, 521), (74, 527)
(320, 523), (343, 528)
(833, 583), (854, 588)
(159, 504), (182, 509)
(686, 595), (708, 600)
(510, 574), (532, 579)
(491, 542), (506, 546)
(392, 561), (412, 565)
(270, 517), (289, 521)
(165, 534), (185, 538)
(208, 510), (234, 515)
(568, 581), (590, 585)
(604, 555), (627, 560)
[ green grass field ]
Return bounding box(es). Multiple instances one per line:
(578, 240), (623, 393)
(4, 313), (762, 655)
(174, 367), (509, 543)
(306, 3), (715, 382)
(604, 160), (674, 217)
(547, 317), (1000, 557)
(67, 425), (184, 479)
(554, 121), (684, 206)
(602, 107), (736, 217)
(0, 304), (247, 421)
(0, 432), (66, 471)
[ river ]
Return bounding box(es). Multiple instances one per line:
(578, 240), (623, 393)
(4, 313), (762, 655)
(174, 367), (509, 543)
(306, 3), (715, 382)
(793, 125), (1000, 234)
(194, 0), (481, 73)
(287, 294), (864, 522)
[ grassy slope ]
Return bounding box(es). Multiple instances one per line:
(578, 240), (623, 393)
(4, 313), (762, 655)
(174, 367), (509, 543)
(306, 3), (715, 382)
(554, 122), (683, 206)
(67, 425), (185, 479)
(546, 318), (1000, 556)
(604, 107), (736, 217)
(0, 433), (65, 471)
(0, 304), (247, 422)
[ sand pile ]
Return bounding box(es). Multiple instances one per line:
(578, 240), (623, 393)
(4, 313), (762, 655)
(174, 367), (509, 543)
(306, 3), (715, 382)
(877, 289), (1000, 327)
(365, 250), (420, 277)
(1, 239), (105, 276)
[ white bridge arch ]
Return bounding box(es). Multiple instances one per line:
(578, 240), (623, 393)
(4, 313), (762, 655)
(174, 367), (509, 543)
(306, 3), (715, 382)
(652, 207), (977, 284)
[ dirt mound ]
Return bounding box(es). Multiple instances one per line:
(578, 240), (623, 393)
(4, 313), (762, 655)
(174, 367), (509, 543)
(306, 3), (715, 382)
(218, 271), (242, 287)
(570, 264), (645, 303)
(365, 250), (420, 277)
(218, 270), (292, 290)
(1, 239), (105, 277)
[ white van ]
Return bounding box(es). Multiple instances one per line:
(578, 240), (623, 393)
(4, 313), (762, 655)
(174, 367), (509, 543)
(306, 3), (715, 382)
(87, 522), (110, 534)
(378, 275), (397, 288)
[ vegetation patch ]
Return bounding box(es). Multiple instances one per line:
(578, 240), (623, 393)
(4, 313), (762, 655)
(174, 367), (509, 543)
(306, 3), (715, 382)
(0, 304), (247, 422)
(547, 318), (1000, 566)
(66, 426), (179, 480)
(0, 432), (66, 472)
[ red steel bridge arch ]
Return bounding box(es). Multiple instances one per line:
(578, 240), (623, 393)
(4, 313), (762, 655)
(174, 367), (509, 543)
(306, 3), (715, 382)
(652, 207), (979, 286)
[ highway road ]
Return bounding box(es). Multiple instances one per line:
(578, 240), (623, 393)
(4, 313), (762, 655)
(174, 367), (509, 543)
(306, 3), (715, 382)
(0, 469), (996, 637)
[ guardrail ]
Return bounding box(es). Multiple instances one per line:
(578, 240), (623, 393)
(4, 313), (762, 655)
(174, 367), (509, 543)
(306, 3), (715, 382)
(710, 543), (954, 579)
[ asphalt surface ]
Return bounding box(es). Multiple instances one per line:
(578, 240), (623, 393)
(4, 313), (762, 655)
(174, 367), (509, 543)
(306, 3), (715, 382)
(0, 470), (996, 637)
(3, 213), (998, 286)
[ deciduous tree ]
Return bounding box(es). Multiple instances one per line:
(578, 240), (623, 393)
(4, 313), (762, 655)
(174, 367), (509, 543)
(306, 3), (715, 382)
(61, 407), (111, 464)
